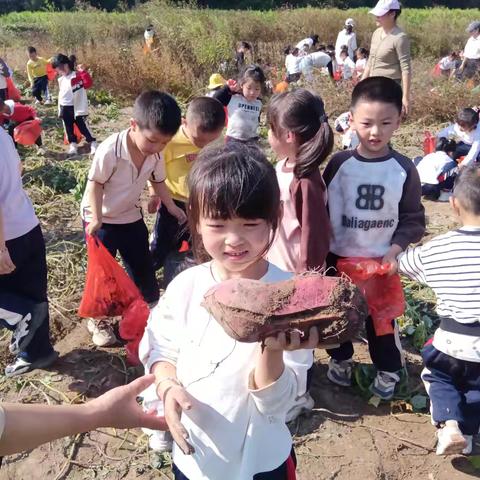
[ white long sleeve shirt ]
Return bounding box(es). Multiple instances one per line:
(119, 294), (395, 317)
(437, 122), (480, 166)
(285, 54), (301, 74)
(139, 262), (311, 480)
(335, 30), (357, 61)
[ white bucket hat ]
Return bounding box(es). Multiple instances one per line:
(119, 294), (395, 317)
(345, 18), (355, 27)
(369, 0), (401, 17)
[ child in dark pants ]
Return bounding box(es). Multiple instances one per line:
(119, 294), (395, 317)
(0, 128), (56, 377)
(51, 54), (96, 156)
(398, 165), (480, 456)
(149, 97), (225, 282)
(80, 90), (185, 347)
(322, 77), (425, 400)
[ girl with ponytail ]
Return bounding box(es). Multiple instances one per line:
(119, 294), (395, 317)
(51, 53), (96, 155)
(266, 88), (334, 421)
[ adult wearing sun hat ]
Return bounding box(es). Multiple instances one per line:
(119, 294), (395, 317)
(362, 0), (411, 116)
(459, 21), (480, 80)
(335, 18), (358, 62)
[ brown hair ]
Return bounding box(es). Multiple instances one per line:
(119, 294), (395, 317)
(187, 143), (280, 262)
(267, 88), (334, 179)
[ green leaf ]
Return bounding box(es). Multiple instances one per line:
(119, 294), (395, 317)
(468, 456), (480, 470)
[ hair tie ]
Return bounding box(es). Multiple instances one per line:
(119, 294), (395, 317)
(320, 113), (328, 123)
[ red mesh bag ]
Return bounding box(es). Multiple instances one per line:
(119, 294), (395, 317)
(78, 236), (142, 318)
(63, 124), (83, 145)
(6, 77), (21, 101)
(337, 257), (405, 336)
(46, 63), (57, 81)
(423, 131), (436, 155)
(13, 119), (42, 145)
(431, 63), (441, 78)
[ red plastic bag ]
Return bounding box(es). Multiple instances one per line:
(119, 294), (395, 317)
(77, 69), (93, 89)
(78, 236), (142, 318)
(63, 124), (83, 145)
(120, 298), (150, 365)
(13, 119), (42, 145)
(337, 257), (405, 336)
(46, 63), (57, 81)
(6, 77), (21, 101)
(423, 131), (436, 155)
(431, 63), (441, 78)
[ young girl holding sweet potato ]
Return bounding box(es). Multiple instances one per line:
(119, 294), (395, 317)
(139, 143), (317, 480)
(267, 88), (334, 421)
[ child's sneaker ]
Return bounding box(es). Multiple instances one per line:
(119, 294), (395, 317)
(68, 143), (78, 155)
(144, 429), (173, 452)
(327, 358), (353, 387)
(436, 420), (468, 455)
(5, 350), (58, 378)
(87, 319), (117, 347)
(286, 392), (315, 423)
(90, 141), (98, 155)
(369, 370), (400, 400)
(44, 98), (53, 105)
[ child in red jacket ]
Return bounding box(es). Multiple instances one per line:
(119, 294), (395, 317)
(0, 99), (42, 148)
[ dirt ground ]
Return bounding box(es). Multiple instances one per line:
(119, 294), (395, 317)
(0, 103), (478, 480)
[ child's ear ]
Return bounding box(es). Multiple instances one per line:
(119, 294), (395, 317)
(449, 195), (461, 216)
(286, 131), (296, 145)
(130, 118), (137, 131)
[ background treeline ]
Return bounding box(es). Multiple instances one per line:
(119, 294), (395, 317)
(1, 0), (479, 14)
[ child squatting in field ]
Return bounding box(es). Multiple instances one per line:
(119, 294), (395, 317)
(323, 76), (426, 400)
(139, 143), (318, 480)
(397, 164), (480, 456)
(80, 90), (186, 347)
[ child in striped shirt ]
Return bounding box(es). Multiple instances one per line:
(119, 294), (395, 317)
(397, 164), (480, 456)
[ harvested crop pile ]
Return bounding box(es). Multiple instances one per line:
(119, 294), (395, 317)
(203, 273), (368, 345)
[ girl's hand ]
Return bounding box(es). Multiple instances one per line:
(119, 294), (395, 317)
(86, 218), (102, 237)
(147, 196), (161, 214)
(163, 385), (195, 455)
(263, 327), (319, 351)
(0, 245), (15, 275)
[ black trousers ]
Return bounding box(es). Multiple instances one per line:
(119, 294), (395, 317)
(172, 449), (297, 480)
(0, 225), (54, 362)
(325, 252), (403, 373)
(32, 75), (48, 101)
(422, 343), (480, 435)
(151, 200), (189, 270)
(0, 88), (6, 101)
(92, 219), (159, 304)
(60, 105), (95, 144)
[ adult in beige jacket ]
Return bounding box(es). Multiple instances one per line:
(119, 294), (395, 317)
(362, 0), (412, 116)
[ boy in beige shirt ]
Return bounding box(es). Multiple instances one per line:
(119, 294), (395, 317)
(80, 91), (185, 346)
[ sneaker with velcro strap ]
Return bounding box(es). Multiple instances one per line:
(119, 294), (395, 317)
(369, 370), (401, 400)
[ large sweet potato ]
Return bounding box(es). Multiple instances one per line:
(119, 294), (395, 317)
(202, 273), (367, 345)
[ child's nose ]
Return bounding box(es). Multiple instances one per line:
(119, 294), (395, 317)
(225, 232), (243, 247)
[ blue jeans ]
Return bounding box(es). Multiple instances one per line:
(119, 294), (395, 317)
(0, 225), (54, 362)
(90, 219), (159, 303)
(421, 343), (480, 435)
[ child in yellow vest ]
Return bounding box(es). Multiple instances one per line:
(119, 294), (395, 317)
(26, 47), (52, 105)
(149, 97), (225, 282)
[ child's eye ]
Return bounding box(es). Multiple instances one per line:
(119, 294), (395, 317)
(244, 222), (260, 227)
(207, 223), (224, 228)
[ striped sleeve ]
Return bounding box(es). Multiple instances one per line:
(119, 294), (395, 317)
(397, 246), (427, 284)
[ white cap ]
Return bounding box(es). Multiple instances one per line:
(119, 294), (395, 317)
(369, 0), (401, 17)
(345, 18), (355, 26)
